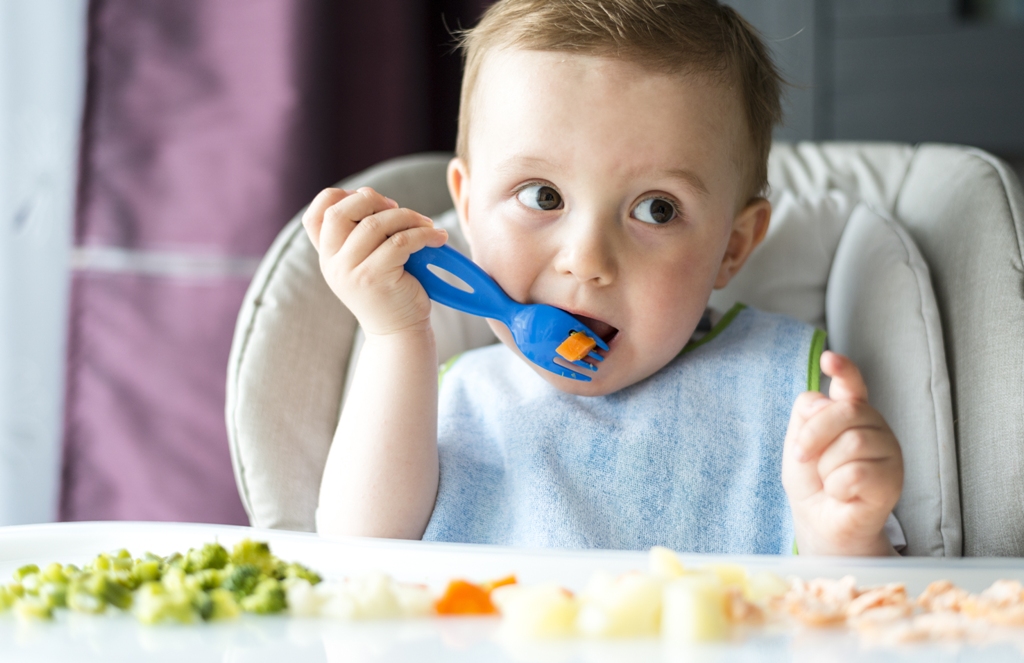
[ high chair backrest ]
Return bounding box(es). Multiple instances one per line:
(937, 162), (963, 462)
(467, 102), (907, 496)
(226, 143), (1024, 557)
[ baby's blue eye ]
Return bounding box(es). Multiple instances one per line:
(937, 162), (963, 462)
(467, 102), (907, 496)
(633, 197), (677, 224)
(517, 184), (562, 211)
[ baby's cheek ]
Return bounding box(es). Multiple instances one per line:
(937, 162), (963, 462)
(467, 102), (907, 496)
(634, 293), (708, 360)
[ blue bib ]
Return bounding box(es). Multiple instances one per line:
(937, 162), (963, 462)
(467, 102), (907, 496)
(422, 305), (822, 554)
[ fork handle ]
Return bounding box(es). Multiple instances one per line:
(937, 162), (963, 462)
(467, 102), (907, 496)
(405, 245), (515, 323)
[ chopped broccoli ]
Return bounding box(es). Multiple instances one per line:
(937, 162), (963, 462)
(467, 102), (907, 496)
(70, 572), (132, 611)
(112, 568), (140, 591)
(191, 590), (214, 621)
(184, 543), (229, 573)
(185, 568), (223, 592)
(39, 582), (68, 609)
(134, 582), (196, 625)
(67, 588), (105, 614)
(279, 562), (322, 585)
(132, 559), (162, 584)
(208, 588), (240, 621)
(104, 578), (134, 609)
(7, 538), (322, 624)
(14, 596), (53, 620)
(163, 552), (185, 570)
(19, 572), (41, 595)
(14, 564), (39, 581)
(239, 578), (286, 614)
(222, 564), (261, 597)
(0, 585), (15, 611)
(229, 540), (277, 576)
(41, 562), (67, 584)
(161, 566), (184, 589)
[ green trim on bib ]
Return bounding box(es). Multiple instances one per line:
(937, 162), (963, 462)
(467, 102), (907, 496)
(807, 328), (827, 392)
(680, 303), (747, 356)
(438, 353), (463, 387)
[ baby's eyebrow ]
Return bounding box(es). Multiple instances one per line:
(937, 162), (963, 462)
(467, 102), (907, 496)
(663, 168), (710, 197)
(495, 155), (557, 173)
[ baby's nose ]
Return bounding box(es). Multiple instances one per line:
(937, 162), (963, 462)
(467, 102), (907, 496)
(552, 219), (617, 286)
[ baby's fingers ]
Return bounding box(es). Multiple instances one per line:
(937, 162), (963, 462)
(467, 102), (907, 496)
(358, 224), (449, 279)
(816, 425), (896, 479)
(302, 188), (355, 249)
(339, 207), (438, 271)
(318, 187), (399, 258)
(795, 399), (885, 462)
(781, 392), (832, 500)
(822, 457), (901, 511)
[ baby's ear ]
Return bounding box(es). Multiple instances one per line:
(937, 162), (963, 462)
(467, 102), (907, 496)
(713, 197), (771, 289)
(446, 157), (472, 240)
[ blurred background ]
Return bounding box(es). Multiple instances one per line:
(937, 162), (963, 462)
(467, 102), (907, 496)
(1, 0), (1022, 527)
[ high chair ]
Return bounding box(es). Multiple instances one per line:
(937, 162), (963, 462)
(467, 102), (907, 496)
(225, 143), (1024, 557)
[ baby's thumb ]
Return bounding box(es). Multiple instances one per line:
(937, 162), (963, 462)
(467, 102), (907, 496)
(821, 351), (868, 403)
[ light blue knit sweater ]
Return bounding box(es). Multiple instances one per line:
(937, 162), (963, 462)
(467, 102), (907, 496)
(422, 305), (822, 554)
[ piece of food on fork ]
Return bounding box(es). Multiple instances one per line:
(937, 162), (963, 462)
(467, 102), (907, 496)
(556, 331), (598, 363)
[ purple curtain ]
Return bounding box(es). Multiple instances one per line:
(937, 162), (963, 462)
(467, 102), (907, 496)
(62, 0), (489, 523)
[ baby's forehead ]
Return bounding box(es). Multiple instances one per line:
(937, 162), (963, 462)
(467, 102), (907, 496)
(466, 49), (752, 194)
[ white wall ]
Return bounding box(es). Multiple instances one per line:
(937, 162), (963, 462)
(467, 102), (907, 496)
(0, 0), (87, 524)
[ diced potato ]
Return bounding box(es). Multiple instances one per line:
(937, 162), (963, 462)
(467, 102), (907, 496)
(707, 563), (747, 588)
(743, 570), (789, 603)
(662, 574), (729, 642)
(393, 583), (434, 617)
(649, 546), (686, 579)
(576, 572), (663, 638)
(347, 573), (403, 619)
(493, 583), (579, 639)
(320, 587), (358, 620)
(286, 578), (326, 617)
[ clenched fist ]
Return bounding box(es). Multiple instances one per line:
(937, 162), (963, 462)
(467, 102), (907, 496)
(302, 186), (448, 337)
(782, 351), (904, 556)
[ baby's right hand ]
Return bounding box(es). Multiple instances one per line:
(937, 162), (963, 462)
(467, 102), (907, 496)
(302, 187), (448, 336)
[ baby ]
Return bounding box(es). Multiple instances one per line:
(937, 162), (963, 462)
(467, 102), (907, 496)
(304, 0), (904, 556)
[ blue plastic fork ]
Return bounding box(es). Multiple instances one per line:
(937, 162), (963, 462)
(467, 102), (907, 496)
(405, 245), (609, 381)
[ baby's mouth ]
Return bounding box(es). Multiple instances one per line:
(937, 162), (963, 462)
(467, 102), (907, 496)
(571, 314), (619, 346)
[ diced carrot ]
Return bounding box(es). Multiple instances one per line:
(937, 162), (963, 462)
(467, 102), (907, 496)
(556, 331), (597, 362)
(434, 579), (497, 615)
(481, 575), (517, 593)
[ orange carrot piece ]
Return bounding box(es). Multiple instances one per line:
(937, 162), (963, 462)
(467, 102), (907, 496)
(435, 579), (497, 615)
(481, 575), (517, 593)
(556, 331), (597, 362)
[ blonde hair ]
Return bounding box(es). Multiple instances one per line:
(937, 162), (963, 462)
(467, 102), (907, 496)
(455, 0), (783, 199)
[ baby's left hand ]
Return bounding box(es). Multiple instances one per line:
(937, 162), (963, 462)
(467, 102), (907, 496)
(782, 351), (904, 556)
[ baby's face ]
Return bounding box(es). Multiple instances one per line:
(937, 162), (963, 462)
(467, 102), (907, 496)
(449, 49), (766, 396)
